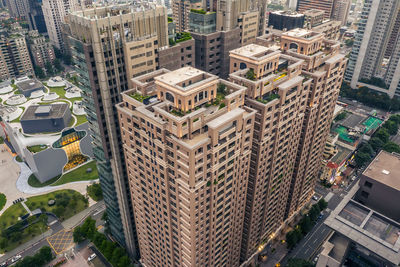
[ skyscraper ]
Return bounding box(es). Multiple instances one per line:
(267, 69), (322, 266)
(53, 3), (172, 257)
(0, 33), (34, 80)
(331, 0), (351, 26)
(117, 67), (255, 266)
(297, 0), (335, 20)
(67, 3), (195, 257)
(42, 0), (77, 50)
(345, 0), (400, 97)
(229, 29), (347, 261)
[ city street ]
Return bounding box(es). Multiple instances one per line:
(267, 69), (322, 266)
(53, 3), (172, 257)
(0, 201), (106, 265)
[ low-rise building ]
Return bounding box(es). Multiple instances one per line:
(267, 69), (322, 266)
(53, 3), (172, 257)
(267, 10), (304, 31)
(17, 78), (45, 97)
(312, 20), (341, 40)
(357, 151), (400, 221)
(20, 104), (71, 133)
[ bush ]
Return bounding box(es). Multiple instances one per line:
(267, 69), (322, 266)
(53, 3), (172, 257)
(87, 183), (103, 201)
(15, 246), (53, 267)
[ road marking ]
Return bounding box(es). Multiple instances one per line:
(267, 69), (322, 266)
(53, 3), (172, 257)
(313, 239), (318, 244)
(325, 192), (334, 202)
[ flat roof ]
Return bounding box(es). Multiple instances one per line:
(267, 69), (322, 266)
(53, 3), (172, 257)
(230, 44), (279, 58)
(155, 67), (214, 91)
(17, 79), (43, 91)
(21, 103), (69, 121)
(330, 145), (352, 165)
(339, 113), (366, 129)
(325, 184), (400, 265)
(283, 28), (320, 39)
(363, 151), (400, 191)
(270, 10), (304, 17)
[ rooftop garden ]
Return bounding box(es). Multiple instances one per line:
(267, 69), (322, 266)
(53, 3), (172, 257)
(168, 17), (173, 23)
(190, 9), (207, 14)
(257, 93), (280, 104)
(176, 32), (192, 43)
(130, 92), (151, 102)
(246, 69), (256, 81)
(27, 144), (48, 153)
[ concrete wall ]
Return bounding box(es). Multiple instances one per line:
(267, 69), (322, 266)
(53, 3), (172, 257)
(24, 146), (67, 183)
(357, 175), (400, 221)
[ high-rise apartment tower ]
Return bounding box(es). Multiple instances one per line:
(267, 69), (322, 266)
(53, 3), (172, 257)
(117, 67), (256, 266)
(228, 29), (347, 261)
(345, 0), (400, 97)
(297, 0), (335, 20)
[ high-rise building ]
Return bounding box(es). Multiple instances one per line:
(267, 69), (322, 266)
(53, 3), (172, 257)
(172, 0), (202, 32)
(5, 0), (29, 20)
(345, 0), (400, 98)
(267, 11), (305, 31)
(27, 30), (55, 68)
(42, 0), (77, 50)
(117, 66), (255, 267)
(5, 0), (47, 33)
(297, 0), (335, 20)
(0, 32), (34, 80)
(287, 0), (298, 10)
(331, 0), (350, 26)
(189, 0), (267, 78)
(228, 28), (347, 261)
(67, 3), (195, 258)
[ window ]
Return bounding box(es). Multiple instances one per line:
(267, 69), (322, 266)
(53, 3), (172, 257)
(364, 181), (373, 188)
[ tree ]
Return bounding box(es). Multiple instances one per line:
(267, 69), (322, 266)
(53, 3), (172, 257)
(382, 142), (400, 153)
(45, 61), (54, 76)
(355, 152), (371, 167)
(383, 120), (398, 135)
(309, 204), (321, 222)
(73, 226), (85, 243)
(34, 66), (45, 79)
(118, 255), (131, 267)
(286, 230), (299, 249)
(334, 112), (347, 121)
(345, 39), (354, 47)
(87, 183), (103, 201)
(37, 246), (53, 263)
(54, 58), (64, 73)
(287, 258), (314, 267)
(246, 69), (256, 80)
(375, 128), (390, 143)
(53, 46), (62, 58)
(318, 199), (328, 210)
(81, 217), (96, 239)
(62, 53), (72, 65)
(369, 137), (384, 151)
(111, 247), (125, 266)
(359, 143), (374, 156)
(299, 215), (312, 234)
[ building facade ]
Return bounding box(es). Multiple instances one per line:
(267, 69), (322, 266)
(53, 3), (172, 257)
(0, 33), (34, 80)
(304, 9), (325, 28)
(42, 0), (77, 50)
(27, 30), (55, 68)
(228, 29), (347, 261)
(172, 0), (202, 32)
(267, 11), (305, 31)
(345, 0), (400, 97)
(297, 0), (334, 20)
(331, 0), (351, 26)
(68, 3), (195, 258)
(117, 67), (256, 266)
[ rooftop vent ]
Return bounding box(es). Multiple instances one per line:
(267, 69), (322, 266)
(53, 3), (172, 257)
(382, 170), (390, 175)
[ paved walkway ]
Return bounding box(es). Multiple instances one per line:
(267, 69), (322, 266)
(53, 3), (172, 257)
(21, 201), (32, 215)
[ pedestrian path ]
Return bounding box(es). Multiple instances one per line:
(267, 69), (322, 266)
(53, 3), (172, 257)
(21, 201), (31, 215)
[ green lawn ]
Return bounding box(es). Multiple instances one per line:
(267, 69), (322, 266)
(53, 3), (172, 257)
(25, 189), (88, 221)
(27, 144), (48, 153)
(0, 193), (6, 212)
(52, 161), (98, 186)
(75, 114), (87, 126)
(0, 221), (47, 253)
(0, 203), (27, 230)
(68, 116), (76, 127)
(45, 84), (66, 98)
(15, 156), (23, 162)
(28, 174), (60, 188)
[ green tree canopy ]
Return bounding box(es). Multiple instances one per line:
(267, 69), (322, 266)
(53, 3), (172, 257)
(369, 137), (384, 151)
(382, 142), (400, 153)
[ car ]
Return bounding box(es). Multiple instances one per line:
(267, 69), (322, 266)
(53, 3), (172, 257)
(88, 253), (97, 261)
(313, 255), (319, 263)
(312, 195), (319, 201)
(318, 213), (324, 220)
(11, 255), (21, 263)
(0, 262), (8, 267)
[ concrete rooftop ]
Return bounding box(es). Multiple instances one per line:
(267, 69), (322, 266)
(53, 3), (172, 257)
(363, 151), (400, 191)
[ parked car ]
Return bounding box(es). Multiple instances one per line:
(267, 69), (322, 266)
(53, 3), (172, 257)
(0, 262), (8, 267)
(88, 253), (97, 261)
(318, 213), (324, 220)
(11, 255), (21, 263)
(312, 195), (319, 201)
